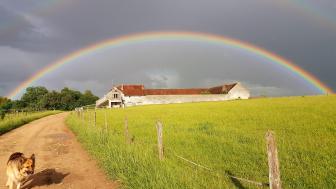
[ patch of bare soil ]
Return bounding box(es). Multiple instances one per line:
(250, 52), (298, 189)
(0, 113), (118, 189)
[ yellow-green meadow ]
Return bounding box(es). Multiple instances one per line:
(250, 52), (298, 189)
(0, 111), (62, 135)
(67, 95), (336, 188)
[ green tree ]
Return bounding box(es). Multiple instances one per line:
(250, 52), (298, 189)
(21, 86), (48, 110)
(78, 90), (99, 107)
(40, 91), (62, 110)
(0, 100), (12, 111)
(0, 96), (10, 105)
(0, 97), (12, 119)
(12, 86), (99, 111)
(11, 100), (26, 110)
(59, 87), (82, 110)
(0, 109), (5, 120)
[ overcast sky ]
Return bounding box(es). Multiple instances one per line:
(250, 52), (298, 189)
(0, 0), (335, 98)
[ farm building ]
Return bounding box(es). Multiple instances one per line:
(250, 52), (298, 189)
(96, 83), (250, 108)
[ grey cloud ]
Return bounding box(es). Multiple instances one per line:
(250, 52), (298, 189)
(31, 42), (322, 97)
(0, 46), (50, 95)
(0, 5), (49, 51)
(0, 0), (335, 98)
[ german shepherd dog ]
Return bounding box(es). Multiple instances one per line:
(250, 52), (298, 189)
(6, 152), (35, 189)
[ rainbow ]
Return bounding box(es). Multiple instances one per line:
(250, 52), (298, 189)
(7, 31), (334, 99)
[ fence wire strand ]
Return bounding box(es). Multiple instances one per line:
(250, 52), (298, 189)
(74, 109), (270, 187)
(166, 148), (269, 187)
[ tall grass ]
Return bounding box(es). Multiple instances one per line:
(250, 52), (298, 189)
(66, 95), (336, 188)
(0, 111), (61, 135)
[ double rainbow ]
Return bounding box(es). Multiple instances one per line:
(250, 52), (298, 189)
(7, 31), (333, 99)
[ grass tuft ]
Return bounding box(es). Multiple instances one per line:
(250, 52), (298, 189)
(0, 111), (62, 135)
(67, 95), (336, 188)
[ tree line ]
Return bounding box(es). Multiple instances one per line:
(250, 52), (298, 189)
(0, 86), (99, 118)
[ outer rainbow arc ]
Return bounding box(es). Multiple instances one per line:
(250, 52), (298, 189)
(7, 31), (334, 99)
(275, 0), (336, 31)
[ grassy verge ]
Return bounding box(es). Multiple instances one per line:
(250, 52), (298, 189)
(0, 111), (62, 135)
(66, 95), (336, 188)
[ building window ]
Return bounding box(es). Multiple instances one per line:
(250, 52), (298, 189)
(114, 94), (118, 98)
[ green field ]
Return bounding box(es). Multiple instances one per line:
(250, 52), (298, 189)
(0, 111), (61, 135)
(66, 95), (336, 189)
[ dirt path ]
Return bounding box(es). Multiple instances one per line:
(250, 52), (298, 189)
(0, 113), (118, 189)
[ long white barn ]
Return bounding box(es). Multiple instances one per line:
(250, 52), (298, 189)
(96, 83), (250, 108)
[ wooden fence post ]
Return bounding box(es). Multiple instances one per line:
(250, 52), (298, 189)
(87, 109), (90, 127)
(104, 109), (108, 132)
(81, 109), (84, 122)
(156, 121), (164, 160)
(266, 131), (282, 189)
(88, 109), (90, 126)
(124, 117), (131, 144)
(94, 108), (96, 127)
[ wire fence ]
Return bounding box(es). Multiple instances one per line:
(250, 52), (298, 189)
(74, 106), (282, 189)
(0, 109), (51, 121)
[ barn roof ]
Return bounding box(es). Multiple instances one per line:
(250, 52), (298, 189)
(115, 83), (238, 96)
(208, 83), (237, 94)
(116, 85), (144, 96)
(144, 88), (208, 95)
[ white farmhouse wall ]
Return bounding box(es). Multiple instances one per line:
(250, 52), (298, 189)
(228, 83), (250, 99)
(123, 94), (237, 106)
(96, 87), (124, 108)
(97, 83), (250, 108)
(123, 96), (144, 106)
(96, 96), (107, 107)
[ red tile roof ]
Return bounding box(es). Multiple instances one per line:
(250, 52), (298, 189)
(208, 83), (237, 94)
(115, 83), (237, 96)
(144, 89), (208, 95)
(116, 85), (144, 96)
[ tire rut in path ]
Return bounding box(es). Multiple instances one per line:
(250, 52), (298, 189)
(0, 113), (118, 189)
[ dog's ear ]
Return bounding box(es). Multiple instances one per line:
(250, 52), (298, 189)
(31, 154), (35, 161)
(31, 154), (35, 168)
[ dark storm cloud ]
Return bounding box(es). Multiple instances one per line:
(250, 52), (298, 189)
(0, 5), (51, 51)
(0, 0), (335, 97)
(0, 46), (51, 95)
(0, 5), (32, 45)
(33, 42), (317, 97)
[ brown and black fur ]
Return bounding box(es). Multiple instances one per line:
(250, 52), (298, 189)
(6, 152), (35, 189)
